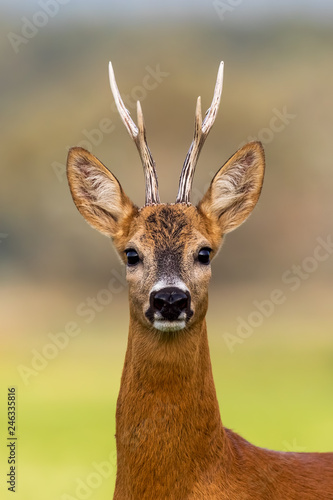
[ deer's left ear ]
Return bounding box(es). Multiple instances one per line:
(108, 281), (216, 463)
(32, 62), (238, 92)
(198, 141), (265, 234)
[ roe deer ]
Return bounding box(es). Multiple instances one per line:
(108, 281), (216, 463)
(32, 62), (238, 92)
(67, 62), (333, 499)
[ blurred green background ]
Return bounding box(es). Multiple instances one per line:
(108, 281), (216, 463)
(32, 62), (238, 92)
(1, 1), (333, 498)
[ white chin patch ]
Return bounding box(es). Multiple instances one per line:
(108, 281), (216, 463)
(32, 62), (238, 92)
(153, 320), (186, 332)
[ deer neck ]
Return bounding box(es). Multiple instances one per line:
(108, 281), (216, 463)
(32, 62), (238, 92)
(114, 316), (227, 496)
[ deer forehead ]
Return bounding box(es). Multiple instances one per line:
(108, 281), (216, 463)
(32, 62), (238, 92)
(125, 204), (219, 255)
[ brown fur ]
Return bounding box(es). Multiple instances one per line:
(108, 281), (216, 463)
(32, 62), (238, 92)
(67, 141), (333, 499)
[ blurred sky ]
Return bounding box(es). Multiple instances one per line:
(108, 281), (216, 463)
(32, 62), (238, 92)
(2, 0), (333, 21)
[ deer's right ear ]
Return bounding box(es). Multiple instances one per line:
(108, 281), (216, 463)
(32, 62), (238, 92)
(198, 141), (265, 234)
(66, 147), (137, 237)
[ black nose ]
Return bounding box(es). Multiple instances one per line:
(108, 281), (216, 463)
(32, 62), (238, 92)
(150, 287), (191, 321)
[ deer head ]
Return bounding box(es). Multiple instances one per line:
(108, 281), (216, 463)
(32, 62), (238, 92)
(67, 62), (265, 335)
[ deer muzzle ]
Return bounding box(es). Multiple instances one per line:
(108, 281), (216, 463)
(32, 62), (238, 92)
(146, 286), (193, 332)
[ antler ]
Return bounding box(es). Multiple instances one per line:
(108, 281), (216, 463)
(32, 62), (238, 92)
(176, 61), (224, 204)
(108, 62), (160, 205)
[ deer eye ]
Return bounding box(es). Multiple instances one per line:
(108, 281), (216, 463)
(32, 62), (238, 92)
(125, 249), (140, 266)
(197, 247), (212, 265)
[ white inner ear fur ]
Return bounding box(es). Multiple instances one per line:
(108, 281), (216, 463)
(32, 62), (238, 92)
(210, 160), (250, 214)
(84, 164), (123, 218)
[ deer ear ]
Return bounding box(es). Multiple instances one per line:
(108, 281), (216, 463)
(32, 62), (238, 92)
(66, 147), (137, 237)
(198, 142), (265, 234)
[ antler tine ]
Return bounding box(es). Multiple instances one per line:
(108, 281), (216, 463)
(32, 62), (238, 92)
(136, 100), (160, 205)
(176, 61), (224, 204)
(109, 61), (138, 140)
(108, 62), (160, 205)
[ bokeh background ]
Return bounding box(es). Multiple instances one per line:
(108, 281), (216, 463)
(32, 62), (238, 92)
(1, 1), (333, 498)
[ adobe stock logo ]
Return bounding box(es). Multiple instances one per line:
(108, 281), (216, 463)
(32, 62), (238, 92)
(61, 452), (116, 500)
(223, 235), (333, 352)
(7, 0), (71, 54)
(213, 0), (243, 21)
(17, 267), (127, 385)
(237, 107), (296, 148)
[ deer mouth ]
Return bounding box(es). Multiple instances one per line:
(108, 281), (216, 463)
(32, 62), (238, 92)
(153, 318), (187, 332)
